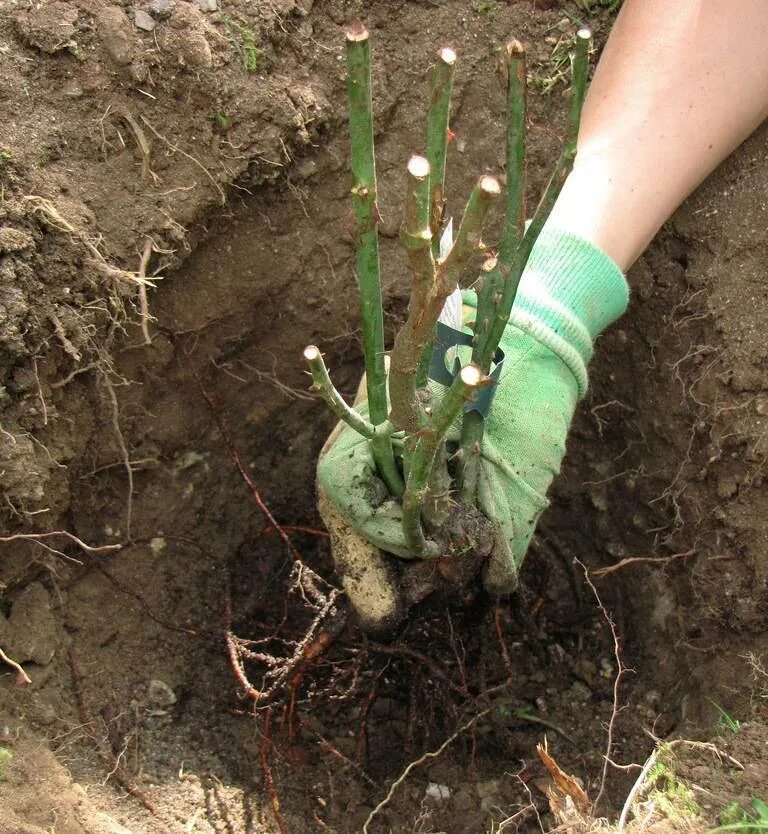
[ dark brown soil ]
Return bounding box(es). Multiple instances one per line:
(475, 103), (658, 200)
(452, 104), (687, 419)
(1, 2), (768, 833)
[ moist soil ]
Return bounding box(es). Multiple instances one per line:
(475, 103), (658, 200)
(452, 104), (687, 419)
(1, 1), (768, 833)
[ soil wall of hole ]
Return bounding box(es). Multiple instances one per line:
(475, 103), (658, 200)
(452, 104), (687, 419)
(1, 2), (767, 832)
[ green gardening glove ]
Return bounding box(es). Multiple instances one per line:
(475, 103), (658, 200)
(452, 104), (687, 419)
(318, 225), (628, 605)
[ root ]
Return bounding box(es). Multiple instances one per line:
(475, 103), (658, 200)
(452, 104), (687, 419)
(591, 548), (696, 577)
(362, 708), (491, 834)
(576, 559), (633, 812)
(0, 531), (121, 563)
(68, 646), (157, 814)
(136, 238), (155, 345)
(117, 109), (156, 184)
(100, 371), (134, 541)
(24, 196), (150, 288)
(260, 708), (288, 834)
(0, 646), (32, 685)
(140, 116), (225, 204)
(224, 562), (347, 706)
(195, 375), (302, 562)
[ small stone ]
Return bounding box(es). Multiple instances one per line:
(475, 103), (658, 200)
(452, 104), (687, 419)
(717, 474), (739, 499)
(475, 779), (500, 800)
(2, 583), (58, 666)
(134, 10), (156, 31)
(424, 783), (451, 806)
(569, 680), (592, 702)
(0, 227), (34, 254)
(148, 0), (176, 18)
(98, 6), (135, 67)
(147, 679), (177, 706)
(572, 658), (598, 685)
(295, 159), (317, 180)
(62, 81), (84, 98)
(589, 489), (608, 512)
(196, 0), (218, 10)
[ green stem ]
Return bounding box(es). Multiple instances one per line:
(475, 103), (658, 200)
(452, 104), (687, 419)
(567, 29), (591, 155)
(346, 24), (401, 494)
(498, 39), (527, 266)
(304, 345), (377, 438)
(402, 364), (484, 557)
(459, 32), (590, 502)
(426, 46), (457, 256)
(416, 46), (456, 390)
(389, 155), (435, 435)
(458, 40), (526, 501)
(439, 174), (501, 285)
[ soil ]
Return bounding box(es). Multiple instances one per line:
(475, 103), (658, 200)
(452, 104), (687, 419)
(1, 1), (768, 833)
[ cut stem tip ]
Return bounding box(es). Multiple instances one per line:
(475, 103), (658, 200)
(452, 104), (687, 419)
(479, 175), (501, 197)
(346, 21), (369, 42)
(303, 345), (320, 361)
(439, 46), (457, 65)
(460, 364), (482, 387)
(407, 154), (431, 180)
(576, 27), (592, 42)
(505, 38), (525, 57)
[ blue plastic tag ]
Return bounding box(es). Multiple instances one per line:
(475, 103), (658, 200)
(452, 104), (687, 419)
(427, 321), (504, 417)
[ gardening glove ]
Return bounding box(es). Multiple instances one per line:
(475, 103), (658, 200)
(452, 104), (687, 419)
(318, 225), (628, 619)
(462, 224), (628, 592)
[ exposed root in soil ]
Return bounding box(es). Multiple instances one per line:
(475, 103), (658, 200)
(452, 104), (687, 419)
(363, 707), (492, 834)
(0, 646), (31, 686)
(68, 645), (157, 815)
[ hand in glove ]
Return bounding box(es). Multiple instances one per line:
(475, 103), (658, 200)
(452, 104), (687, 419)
(317, 226), (628, 630)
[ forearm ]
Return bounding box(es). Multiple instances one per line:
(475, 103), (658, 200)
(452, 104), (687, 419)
(548, 0), (768, 270)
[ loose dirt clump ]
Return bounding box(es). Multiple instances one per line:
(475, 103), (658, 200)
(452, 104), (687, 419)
(1, 2), (768, 833)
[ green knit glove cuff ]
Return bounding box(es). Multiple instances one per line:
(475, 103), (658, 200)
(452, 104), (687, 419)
(464, 226), (628, 397)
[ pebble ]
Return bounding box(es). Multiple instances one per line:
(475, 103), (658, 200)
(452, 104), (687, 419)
(62, 81), (84, 98)
(572, 658), (598, 685)
(133, 10), (156, 32)
(0, 583), (58, 666)
(475, 778), (500, 800)
(196, 0), (218, 10)
(148, 0), (176, 18)
(569, 680), (592, 702)
(97, 6), (135, 67)
(295, 159), (318, 180)
(424, 782), (451, 806)
(147, 678), (177, 706)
